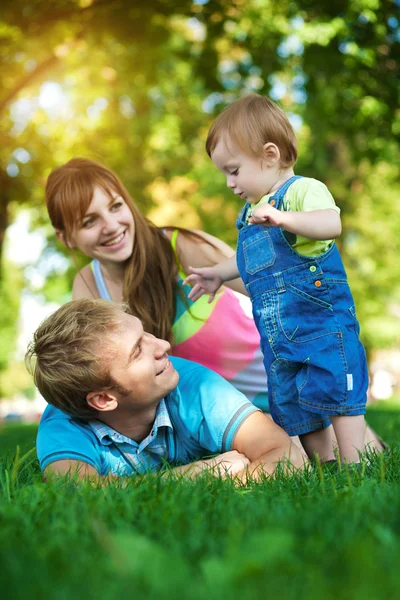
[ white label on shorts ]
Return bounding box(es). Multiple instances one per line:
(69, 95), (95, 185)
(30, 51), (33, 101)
(347, 374), (353, 391)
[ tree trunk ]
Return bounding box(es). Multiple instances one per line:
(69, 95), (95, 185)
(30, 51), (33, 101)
(0, 169), (10, 282)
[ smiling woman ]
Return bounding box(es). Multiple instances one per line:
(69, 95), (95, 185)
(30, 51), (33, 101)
(60, 188), (135, 268)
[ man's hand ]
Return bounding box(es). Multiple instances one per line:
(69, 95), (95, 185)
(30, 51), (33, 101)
(162, 450), (250, 479)
(248, 203), (285, 227)
(183, 266), (224, 303)
(205, 451), (250, 478)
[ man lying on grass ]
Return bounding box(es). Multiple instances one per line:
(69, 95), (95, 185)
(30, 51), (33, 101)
(25, 299), (305, 483)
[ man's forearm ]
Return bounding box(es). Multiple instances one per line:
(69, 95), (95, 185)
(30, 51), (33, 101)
(236, 441), (306, 483)
(163, 451), (249, 480)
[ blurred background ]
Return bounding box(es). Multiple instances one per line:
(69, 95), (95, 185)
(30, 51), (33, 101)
(0, 0), (399, 422)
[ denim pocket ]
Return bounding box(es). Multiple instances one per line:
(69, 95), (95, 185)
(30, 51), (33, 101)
(278, 278), (339, 343)
(348, 305), (361, 337)
(243, 229), (275, 275)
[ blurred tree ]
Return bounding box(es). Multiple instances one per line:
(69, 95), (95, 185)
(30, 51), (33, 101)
(0, 0), (398, 380)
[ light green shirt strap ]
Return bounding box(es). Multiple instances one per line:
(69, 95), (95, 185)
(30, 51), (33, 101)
(247, 177), (340, 258)
(170, 229), (186, 279)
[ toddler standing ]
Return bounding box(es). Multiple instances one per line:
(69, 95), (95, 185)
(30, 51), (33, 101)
(184, 94), (368, 463)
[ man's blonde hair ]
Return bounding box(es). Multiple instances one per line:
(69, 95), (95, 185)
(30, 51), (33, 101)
(25, 299), (129, 420)
(206, 94), (298, 168)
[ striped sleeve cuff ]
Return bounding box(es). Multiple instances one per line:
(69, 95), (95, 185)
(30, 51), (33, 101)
(221, 404), (260, 452)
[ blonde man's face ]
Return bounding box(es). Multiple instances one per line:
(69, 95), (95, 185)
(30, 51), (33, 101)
(107, 313), (179, 410)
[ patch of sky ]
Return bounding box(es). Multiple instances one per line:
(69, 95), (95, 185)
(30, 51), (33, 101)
(240, 54), (253, 68)
(218, 60), (241, 90)
(148, 88), (165, 106)
(17, 290), (62, 359)
(193, 0), (208, 5)
(24, 266), (45, 291)
(287, 113), (303, 131)
(339, 41), (350, 54)
(187, 17), (206, 41)
(86, 97), (109, 120)
(24, 251), (70, 292)
(233, 28), (247, 42)
(291, 89), (307, 104)
(13, 148), (31, 164)
(36, 248), (70, 278)
(5, 211), (45, 266)
(249, 65), (262, 77)
(219, 59), (237, 74)
(245, 76), (264, 91)
(388, 17), (399, 28)
(39, 82), (71, 120)
(291, 16), (304, 30)
(292, 73), (307, 87)
(222, 73), (241, 91)
(392, 29), (400, 41)
(6, 163), (19, 177)
(202, 92), (223, 114)
(10, 97), (38, 135)
(277, 35), (304, 58)
(119, 95), (135, 118)
(358, 14), (370, 24)
(269, 80), (287, 101)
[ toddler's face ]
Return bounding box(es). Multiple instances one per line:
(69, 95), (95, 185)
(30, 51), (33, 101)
(211, 137), (279, 204)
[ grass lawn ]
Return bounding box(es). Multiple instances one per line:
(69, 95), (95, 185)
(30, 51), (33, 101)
(1, 405), (400, 599)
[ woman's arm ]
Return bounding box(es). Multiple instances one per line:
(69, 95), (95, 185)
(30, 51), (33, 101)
(164, 228), (248, 296)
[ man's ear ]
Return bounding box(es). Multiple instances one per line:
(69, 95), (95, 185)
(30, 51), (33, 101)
(86, 391), (118, 413)
(55, 229), (76, 249)
(262, 143), (281, 167)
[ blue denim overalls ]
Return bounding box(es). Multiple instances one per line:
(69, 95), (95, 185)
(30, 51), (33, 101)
(236, 176), (368, 436)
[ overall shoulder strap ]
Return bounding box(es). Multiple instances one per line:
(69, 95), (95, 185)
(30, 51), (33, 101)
(170, 229), (186, 279)
(272, 175), (303, 210)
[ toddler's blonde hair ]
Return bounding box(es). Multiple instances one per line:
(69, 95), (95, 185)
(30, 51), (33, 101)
(206, 94), (298, 168)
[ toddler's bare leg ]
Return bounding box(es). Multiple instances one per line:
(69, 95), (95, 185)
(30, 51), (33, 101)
(364, 424), (386, 451)
(299, 425), (336, 462)
(326, 423), (384, 453)
(330, 415), (366, 463)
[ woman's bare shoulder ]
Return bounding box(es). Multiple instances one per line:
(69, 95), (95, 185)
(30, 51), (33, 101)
(72, 264), (99, 300)
(175, 228), (234, 269)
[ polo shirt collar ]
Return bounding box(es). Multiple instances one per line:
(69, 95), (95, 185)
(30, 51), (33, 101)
(88, 398), (173, 447)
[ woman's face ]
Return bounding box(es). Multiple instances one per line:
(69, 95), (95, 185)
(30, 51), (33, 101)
(71, 186), (135, 265)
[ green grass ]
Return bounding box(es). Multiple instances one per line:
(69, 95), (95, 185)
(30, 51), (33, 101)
(1, 409), (400, 599)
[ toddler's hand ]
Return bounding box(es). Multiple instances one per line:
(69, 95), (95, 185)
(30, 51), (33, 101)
(183, 266), (223, 303)
(249, 203), (285, 227)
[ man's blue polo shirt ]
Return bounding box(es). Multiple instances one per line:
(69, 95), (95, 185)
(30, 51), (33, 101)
(36, 357), (260, 476)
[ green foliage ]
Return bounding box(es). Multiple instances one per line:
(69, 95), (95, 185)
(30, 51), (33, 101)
(0, 0), (399, 366)
(0, 408), (400, 599)
(0, 262), (22, 379)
